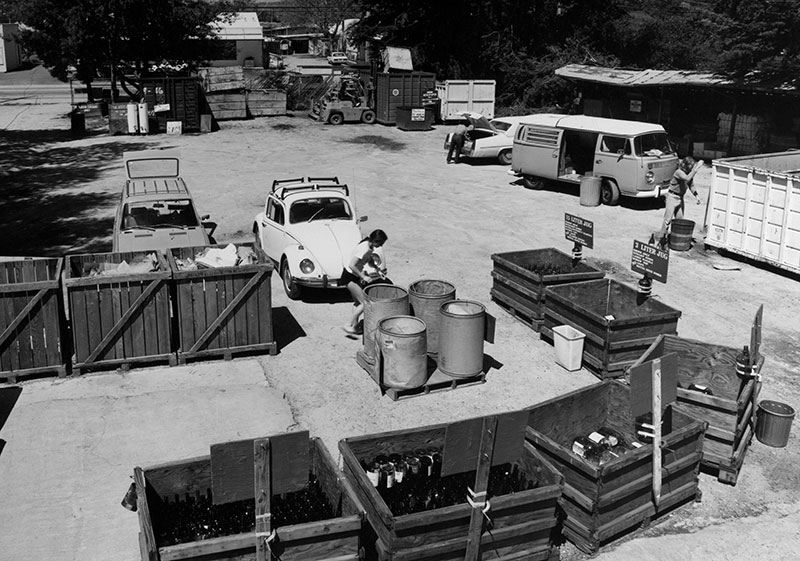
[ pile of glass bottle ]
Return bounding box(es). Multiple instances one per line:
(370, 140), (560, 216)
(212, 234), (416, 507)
(155, 471), (334, 546)
(360, 447), (538, 516)
(571, 427), (642, 466)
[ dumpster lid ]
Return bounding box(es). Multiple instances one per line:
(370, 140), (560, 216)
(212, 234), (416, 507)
(124, 149), (181, 179)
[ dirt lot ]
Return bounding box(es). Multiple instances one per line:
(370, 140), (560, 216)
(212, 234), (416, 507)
(1, 96), (799, 561)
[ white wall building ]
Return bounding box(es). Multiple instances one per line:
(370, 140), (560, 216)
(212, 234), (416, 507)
(0, 23), (22, 73)
(210, 12), (264, 67)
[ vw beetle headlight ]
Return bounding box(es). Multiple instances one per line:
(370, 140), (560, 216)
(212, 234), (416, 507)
(645, 171), (655, 184)
(299, 258), (315, 274)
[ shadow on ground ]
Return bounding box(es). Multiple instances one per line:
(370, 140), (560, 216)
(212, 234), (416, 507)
(0, 129), (151, 256)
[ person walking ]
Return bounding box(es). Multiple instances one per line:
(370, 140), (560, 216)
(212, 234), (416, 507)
(447, 120), (470, 163)
(342, 229), (389, 337)
(660, 156), (704, 240)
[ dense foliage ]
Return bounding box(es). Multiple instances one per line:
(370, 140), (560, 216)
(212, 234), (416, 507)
(3, 0), (240, 90)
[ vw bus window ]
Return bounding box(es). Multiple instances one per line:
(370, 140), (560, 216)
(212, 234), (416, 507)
(634, 133), (675, 157)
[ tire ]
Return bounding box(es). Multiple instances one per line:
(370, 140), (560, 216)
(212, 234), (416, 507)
(498, 150), (512, 165)
(328, 112), (344, 125)
(601, 179), (621, 206)
(522, 176), (545, 190)
(281, 260), (302, 300)
(361, 110), (376, 124)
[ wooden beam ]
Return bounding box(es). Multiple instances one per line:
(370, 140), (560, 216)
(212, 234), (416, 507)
(464, 415), (497, 561)
(254, 438), (272, 561)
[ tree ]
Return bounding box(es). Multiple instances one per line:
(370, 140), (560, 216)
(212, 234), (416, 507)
(7, 0), (240, 97)
(275, 0), (360, 53)
(714, 0), (800, 88)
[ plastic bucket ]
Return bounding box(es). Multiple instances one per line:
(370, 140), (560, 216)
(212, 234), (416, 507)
(552, 325), (586, 371)
(438, 300), (485, 378)
(669, 218), (695, 251)
(579, 175), (601, 207)
(363, 284), (409, 360)
(378, 316), (428, 389)
(408, 279), (456, 357)
(756, 400), (795, 447)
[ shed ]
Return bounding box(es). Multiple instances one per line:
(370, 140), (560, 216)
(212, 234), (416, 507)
(556, 63), (800, 158)
(0, 23), (22, 73)
(210, 12), (264, 68)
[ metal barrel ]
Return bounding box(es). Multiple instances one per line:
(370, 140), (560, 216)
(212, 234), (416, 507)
(363, 284), (409, 360)
(408, 279), (456, 357)
(669, 218), (695, 251)
(437, 299), (485, 378)
(377, 316), (428, 389)
(756, 400), (795, 448)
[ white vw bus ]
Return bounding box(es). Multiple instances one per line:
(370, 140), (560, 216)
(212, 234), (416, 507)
(511, 114), (679, 205)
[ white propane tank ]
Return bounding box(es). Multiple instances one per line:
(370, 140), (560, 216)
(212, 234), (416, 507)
(126, 102), (139, 134)
(137, 101), (149, 135)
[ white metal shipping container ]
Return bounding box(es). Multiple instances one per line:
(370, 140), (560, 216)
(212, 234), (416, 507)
(706, 151), (800, 274)
(436, 80), (495, 121)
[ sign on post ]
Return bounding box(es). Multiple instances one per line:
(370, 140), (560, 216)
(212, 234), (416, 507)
(565, 213), (594, 249)
(631, 239), (670, 283)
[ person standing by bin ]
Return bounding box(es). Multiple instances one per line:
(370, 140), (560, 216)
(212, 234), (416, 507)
(446, 120), (471, 164)
(342, 229), (389, 337)
(659, 156), (704, 240)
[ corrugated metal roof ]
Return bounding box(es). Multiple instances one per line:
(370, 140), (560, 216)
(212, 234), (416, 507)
(213, 12), (264, 41)
(556, 64), (730, 87)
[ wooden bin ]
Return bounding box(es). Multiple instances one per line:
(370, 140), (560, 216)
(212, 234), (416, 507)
(490, 248), (604, 332)
(542, 279), (681, 378)
(134, 436), (364, 561)
(629, 334), (763, 485)
(525, 381), (706, 554)
(339, 417), (564, 561)
(64, 251), (173, 374)
(167, 244), (277, 363)
(0, 257), (66, 382)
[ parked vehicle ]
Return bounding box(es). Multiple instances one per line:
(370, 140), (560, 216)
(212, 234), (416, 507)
(112, 150), (215, 252)
(444, 112), (537, 165)
(511, 114), (679, 205)
(327, 52), (349, 65)
(310, 73), (376, 125)
(252, 176), (366, 299)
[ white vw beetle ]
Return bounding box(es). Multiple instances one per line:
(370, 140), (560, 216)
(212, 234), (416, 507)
(253, 177), (366, 299)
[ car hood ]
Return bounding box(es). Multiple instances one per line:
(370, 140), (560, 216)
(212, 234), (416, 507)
(292, 221), (362, 274)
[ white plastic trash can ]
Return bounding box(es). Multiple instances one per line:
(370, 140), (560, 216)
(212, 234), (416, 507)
(553, 325), (586, 371)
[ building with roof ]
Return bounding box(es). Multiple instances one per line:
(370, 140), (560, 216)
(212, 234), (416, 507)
(210, 12), (264, 67)
(0, 23), (22, 73)
(557, 63), (800, 157)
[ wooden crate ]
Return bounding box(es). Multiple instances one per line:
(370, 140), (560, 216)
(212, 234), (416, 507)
(206, 92), (248, 120)
(542, 279), (681, 378)
(339, 415), (564, 561)
(135, 436), (364, 561)
(167, 244), (276, 363)
(247, 90), (287, 117)
(629, 334), (763, 484)
(490, 248), (604, 332)
(525, 381), (706, 554)
(64, 251), (173, 374)
(0, 257), (66, 382)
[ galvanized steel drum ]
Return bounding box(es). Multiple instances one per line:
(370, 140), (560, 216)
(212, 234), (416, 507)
(363, 284), (409, 360)
(377, 316), (428, 389)
(408, 279), (456, 357)
(438, 299), (485, 379)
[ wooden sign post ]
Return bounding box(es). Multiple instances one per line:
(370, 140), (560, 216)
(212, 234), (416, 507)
(629, 354), (678, 508)
(631, 239), (670, 298)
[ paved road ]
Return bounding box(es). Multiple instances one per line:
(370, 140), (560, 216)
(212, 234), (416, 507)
(0, 83), (74, 105)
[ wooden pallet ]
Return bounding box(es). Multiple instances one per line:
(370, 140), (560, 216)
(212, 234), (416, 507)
(356, 349), (485, 401)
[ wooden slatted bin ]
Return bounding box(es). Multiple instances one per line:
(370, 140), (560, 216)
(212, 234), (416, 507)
(167, 244), (277, 363)
(134, 434), (364, 561)
(64, 251), (173, 374)
(339, 414), (564, 561)
(629, 334), (763, 485)
(490, 248), (604, 332)
(0, 257), (66, 382)
(525, 381), (706, 554)
(542, 279), (681, 378)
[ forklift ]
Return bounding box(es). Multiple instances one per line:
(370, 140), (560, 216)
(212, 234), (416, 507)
(310, 73), (376, 125)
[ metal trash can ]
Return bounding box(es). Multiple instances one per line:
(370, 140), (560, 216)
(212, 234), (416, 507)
(756, 400), (795, 447)
(579, 175), (601, 207)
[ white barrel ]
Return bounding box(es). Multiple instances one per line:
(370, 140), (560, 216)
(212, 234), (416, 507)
(137, 101), (149, 135)
(126, 102), (139, 134)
